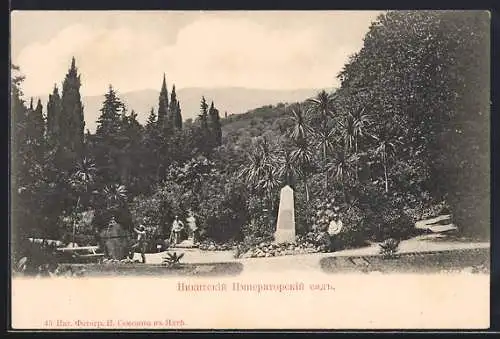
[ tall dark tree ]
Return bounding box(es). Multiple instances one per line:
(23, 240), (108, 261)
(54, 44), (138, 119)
(60, 57), (85, 168)
(25, 99), (46, 165)
(143, 107), (162, 187)
(11, 64), (28, 191)
(33, 99), (45, 145)
(11, 65), (60, 253)
(196, 96), (210, 154)
(96, 86), (123, 136)
(157, 74), (170, 134)
(176, 101), (182, 129)
(11, 65), (33, 258)
(199, 96), (209, 129)
(93, 85), (125, 186)
(169, 84), (182, 130)
(119, 109), (144, 193)
(208, 101), (222, 147)
(46, 84), (62, 146)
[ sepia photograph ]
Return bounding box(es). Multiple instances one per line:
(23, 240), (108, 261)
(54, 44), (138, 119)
(10, 10), (491, 330)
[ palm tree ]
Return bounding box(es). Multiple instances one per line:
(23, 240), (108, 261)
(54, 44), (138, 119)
(69, 157), (97, 245)
(103, 183), (128, 211)
(238, 137), (277, 192)
(373, 132), (400, 193)
(72, 157), (97, 188)
(327, 147), (357, 202)
(276, 140), (302, 188)
(339, 107), (373, 180)
(351, 106), (373, 155)
(314, 127), (337, 190)
(306, 90), (337, 132)
(290, 139), (315, 202)
(238, 137), (280, 231)
(259, 167), (281, 222)
(288, 103), (313, 144)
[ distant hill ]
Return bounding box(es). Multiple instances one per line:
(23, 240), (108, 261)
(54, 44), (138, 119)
(34, 87), (334, 132)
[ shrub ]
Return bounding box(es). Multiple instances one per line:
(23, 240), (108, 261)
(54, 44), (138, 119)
(235, 234), (274, 255)
(236, 236), (323, 258)
(379, 238), (400, 258)
(197, 176), (247, 243)
(357, 184), (420, 242)
(130, 195), (163, 232)
(162, 252), (184, 268)
(199, 239), (238, 251)
(13, 240), (64, 276)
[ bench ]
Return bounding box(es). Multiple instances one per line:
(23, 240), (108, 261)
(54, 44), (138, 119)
(57, 246), (105, 263)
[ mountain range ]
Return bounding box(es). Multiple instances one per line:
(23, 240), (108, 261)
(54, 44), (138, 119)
(34, 87), (333, 133)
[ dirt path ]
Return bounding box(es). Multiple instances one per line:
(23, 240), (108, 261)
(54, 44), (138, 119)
(135, 234), (489, 272)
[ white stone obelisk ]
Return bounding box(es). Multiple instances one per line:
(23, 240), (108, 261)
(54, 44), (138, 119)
(274, 185), (296, 243)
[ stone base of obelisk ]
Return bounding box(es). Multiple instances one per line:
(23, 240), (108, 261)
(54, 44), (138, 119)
(274, 229), (296, 244)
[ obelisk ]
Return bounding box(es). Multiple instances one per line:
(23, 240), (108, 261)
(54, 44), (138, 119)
(274, 185), (296, 243)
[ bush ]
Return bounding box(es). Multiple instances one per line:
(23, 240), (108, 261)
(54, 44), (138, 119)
(236, 236), (323, 258)
(241, 218), (274, 240)
(335, 204), (371, 249)
(379, 238), (400, 258)
(162, 252), (184, 268)
(235, 234), (274, 257)
(13, 240), (65, 276)
(199, 239), (238, 251)
(197, 176), (247, 243)
(130, 195), (163, 232)
(357, 185), (420, 242)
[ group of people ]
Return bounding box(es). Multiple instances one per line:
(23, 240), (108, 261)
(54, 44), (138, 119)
(169, 211), (200, 245)
(114, 207), (343, 264)
(127, 210), (200, 263)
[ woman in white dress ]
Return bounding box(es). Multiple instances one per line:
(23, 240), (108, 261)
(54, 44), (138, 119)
(327, 210), (343, 252)
(186, 210), (199, 245)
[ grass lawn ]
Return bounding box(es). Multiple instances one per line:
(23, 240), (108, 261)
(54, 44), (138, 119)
(320, 247), (489, 274)
(55, 261), (244, 277)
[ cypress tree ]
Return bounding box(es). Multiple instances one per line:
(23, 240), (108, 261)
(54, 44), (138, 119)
(197, 96), (210, 155)
(157, 74), (169, 134)
(46, 84), (62, 145)
(11, 65), (27, 167)
(33, 99), (45, 144)
(25, 98), (44, 149)
(11, 64), (29, 247)
(199, 96), (209, 130)
(26, 98), (46, 169)
(60, 57), (85, 166)
(176, 101), (183, 130)
(144, 107), (162, 185)
(208, 101), (222, 147)
(169, 84), (182, 130)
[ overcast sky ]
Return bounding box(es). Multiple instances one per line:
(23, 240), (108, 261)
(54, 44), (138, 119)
(11, 11), (382, 97)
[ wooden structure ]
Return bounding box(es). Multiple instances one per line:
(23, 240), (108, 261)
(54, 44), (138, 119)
(56, 246), (105, 263)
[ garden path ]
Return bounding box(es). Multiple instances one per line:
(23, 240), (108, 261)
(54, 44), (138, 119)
(134, 233), (489, 272)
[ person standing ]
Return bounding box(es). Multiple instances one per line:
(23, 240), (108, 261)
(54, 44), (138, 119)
(131, 222), (147, 263)
(186, 210), (199, 245)
(170, 216), (184, 245)
(327, 209), (343, 252)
